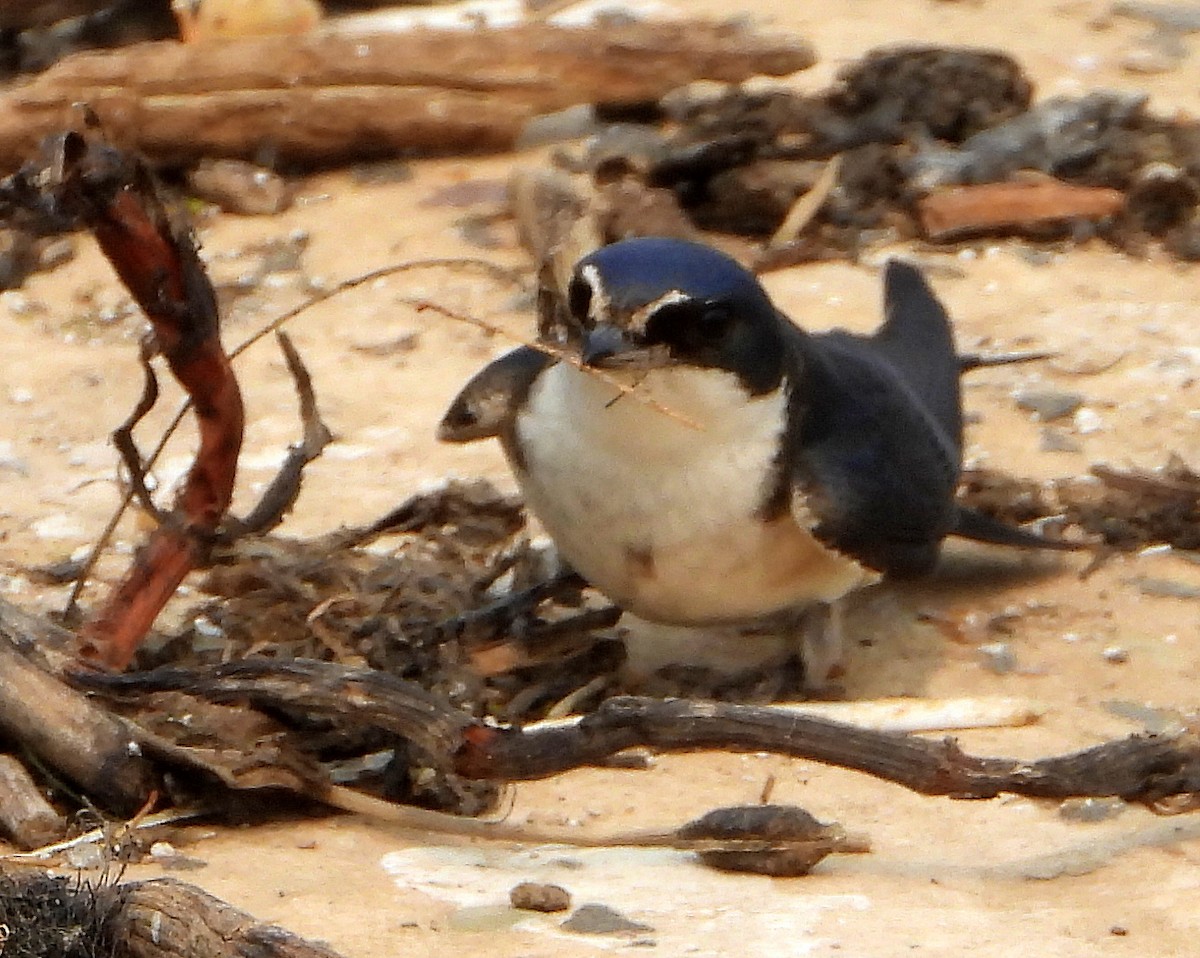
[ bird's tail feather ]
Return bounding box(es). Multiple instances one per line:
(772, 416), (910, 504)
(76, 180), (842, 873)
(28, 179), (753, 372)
(953, 505), (1085, 552)
(876, 261), (964, 450)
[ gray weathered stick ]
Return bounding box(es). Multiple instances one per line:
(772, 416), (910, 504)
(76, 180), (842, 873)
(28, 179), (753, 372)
(0, 599), (156, 815)
(0, 755), (66, 849)
(0, 22), (815, 169)
(114, 878), (348, 958)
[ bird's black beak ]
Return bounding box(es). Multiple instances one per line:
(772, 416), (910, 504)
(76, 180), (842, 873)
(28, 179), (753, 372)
(579, 323), (668, 370)
(580, 324), (632, 366)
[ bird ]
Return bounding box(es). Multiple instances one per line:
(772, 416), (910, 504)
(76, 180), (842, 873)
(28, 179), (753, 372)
(439, 237), (1075, 686)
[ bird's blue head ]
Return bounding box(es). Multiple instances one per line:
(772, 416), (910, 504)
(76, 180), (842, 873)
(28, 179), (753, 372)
(548, 237), (787, 395)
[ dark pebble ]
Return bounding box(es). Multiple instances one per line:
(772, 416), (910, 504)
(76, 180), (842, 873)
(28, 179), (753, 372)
(561, 903), (653, 935)
(509, 881), (571, 913)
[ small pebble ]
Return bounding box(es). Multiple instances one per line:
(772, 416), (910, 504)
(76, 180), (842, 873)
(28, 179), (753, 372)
(0, 440), (28, 476)
(1130, 576), (1200, 600)
(36, 237), (76, 271)
(1015, 389), (1083, 422)
(979, 641), (1018, 674)
(1121, 44), (1184, 74)
(510, 881), (572, 913)
(187, 159), (292, 216)
(1101, 645), (1130, 664)
(517, 104), (601, 148)
(31, 514), (85, 540)
(1072, 407), (1105, 434)
(1039, 427), (1082, 453)
(562, 904), (653, 936)
(1, 290), (46, 316)
(26, 556), (85, 584)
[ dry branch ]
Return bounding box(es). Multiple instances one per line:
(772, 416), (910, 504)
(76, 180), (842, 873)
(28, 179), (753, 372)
(114, 878), (348, 958)
(0, 22), (815, 169)
(0, 870), (348, 958)
(0, 604), (156, 816)
(13, 130), (248, 669)
(0, 756), (65, 850)
(464, 698), (1200, 804)
(75, 659), (1200, 808)
(220, 331), (332, 539)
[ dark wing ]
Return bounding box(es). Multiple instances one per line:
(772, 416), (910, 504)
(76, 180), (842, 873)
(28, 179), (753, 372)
(871, 259), (963, 452)
(437, 346), (550, 443)
(784, 324), (962, 576)
(784, 261), (1081, 573)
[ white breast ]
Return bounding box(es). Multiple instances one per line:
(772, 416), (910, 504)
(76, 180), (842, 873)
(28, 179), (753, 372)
(512, 362), (870, 624)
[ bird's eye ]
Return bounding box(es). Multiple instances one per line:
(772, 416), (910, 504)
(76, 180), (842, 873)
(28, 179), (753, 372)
(567, 277), (592, 323)
(644, 301), (733, 354)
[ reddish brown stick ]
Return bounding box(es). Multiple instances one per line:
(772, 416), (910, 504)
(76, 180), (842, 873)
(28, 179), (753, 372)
(918, 179), (1126, 240)
(38, 134), (245, 669)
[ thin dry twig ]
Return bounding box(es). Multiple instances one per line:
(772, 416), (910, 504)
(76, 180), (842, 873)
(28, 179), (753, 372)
(65, 257), (524, 622)
(219, 332), (332, 539)
(111, 339), (167, 526)
(2, 807), (211, 862)
(767, 153), (843, 250)
(406, 297), (704, 431)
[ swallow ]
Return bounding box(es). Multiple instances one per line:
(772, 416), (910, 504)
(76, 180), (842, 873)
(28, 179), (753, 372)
(439, 237), (1075, 685)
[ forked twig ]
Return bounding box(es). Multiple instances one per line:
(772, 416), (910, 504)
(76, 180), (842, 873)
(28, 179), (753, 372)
(65, 258), (526, 621)
(110, 339), (167, 527)
(219, 331), (333, 539)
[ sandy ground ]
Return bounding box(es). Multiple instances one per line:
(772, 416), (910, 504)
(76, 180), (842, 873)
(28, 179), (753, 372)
(3, 1), (1200, 955)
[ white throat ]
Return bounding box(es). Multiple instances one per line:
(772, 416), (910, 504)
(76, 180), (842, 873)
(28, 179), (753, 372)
(512, 361), (869, 625)
(528, 361), (779, 463)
